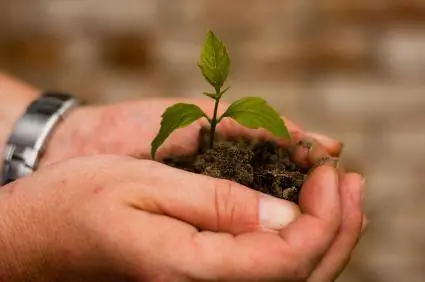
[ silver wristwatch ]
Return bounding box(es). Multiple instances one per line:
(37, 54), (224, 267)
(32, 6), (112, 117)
(1, 93), (80, 185)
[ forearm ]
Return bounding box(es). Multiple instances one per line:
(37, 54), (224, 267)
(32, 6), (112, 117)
(0, 73), (40, 173)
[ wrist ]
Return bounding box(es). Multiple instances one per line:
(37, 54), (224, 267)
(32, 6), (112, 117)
(2, 89), (84, 182)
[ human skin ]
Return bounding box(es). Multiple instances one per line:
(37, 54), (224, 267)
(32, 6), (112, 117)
(0, 73), (365, 281)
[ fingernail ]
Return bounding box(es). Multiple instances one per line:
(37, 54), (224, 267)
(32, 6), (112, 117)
(259, 195), (301, 230)
(361, 215), (369, 234)
(289, 139), (314, 159)
(297, 139), (313, 151)
(339, 142), (345, 153)
(360, 177), (366, 201)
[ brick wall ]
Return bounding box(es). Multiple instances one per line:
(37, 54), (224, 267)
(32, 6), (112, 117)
(1, 1), (425, 281)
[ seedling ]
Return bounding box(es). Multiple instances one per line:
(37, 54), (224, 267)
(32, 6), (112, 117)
(151, 30), (291, 159)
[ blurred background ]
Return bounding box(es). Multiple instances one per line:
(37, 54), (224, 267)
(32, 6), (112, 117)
(1, 0), (425, 281)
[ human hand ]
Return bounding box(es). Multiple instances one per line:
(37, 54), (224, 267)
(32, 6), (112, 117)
(39, 98), (343, 167)
(0, 153), (362, 281)
(0, 72), (341, 172)
(36, 98), (364, 281)
(0, 73), (364, 281)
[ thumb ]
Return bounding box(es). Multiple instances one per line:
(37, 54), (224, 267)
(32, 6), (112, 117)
(125, 160), (301, 234)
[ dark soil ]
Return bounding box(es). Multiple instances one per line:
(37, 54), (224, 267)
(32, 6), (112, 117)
(164, 128), (308, 204)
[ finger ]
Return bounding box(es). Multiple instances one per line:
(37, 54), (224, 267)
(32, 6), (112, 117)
(122, 160), (301, 235)
(289, 133), (331, 168)
(216, 119), (333, 169)
(198, 100), (306, 136)
(279, 165), (341, 264)
(216, 118), (341, 156)
(216, 117), (300, 144)
(164, 165), (342, 281)
(307, 173), (364, 282)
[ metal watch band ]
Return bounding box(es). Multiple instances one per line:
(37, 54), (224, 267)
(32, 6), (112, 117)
(1, 93), (80, 185)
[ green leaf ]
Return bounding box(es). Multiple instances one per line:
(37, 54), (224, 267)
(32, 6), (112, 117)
(151, 103), (207, 159)
(221, 97), (291, 139)
(198, 30), (230, 91)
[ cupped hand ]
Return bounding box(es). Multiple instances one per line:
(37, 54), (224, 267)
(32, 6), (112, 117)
(40, 98), (343, 167)
(35, 98), (363, 281)
(0, 152), (362, 281)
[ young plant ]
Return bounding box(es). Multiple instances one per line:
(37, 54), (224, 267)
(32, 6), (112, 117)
(151, 30), (291, 159)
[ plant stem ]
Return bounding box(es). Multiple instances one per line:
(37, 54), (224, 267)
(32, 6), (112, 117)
(209, 90), (221, 148)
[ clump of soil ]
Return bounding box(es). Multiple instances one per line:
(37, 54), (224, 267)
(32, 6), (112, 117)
(164, 128), (308, 204)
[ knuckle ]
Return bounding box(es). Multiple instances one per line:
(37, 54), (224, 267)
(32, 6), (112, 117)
(212, 179), (239, 231)
(212, 178), (261, 232)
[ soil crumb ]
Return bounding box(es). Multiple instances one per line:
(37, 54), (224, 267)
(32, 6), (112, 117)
(164, 128), (308, 204)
